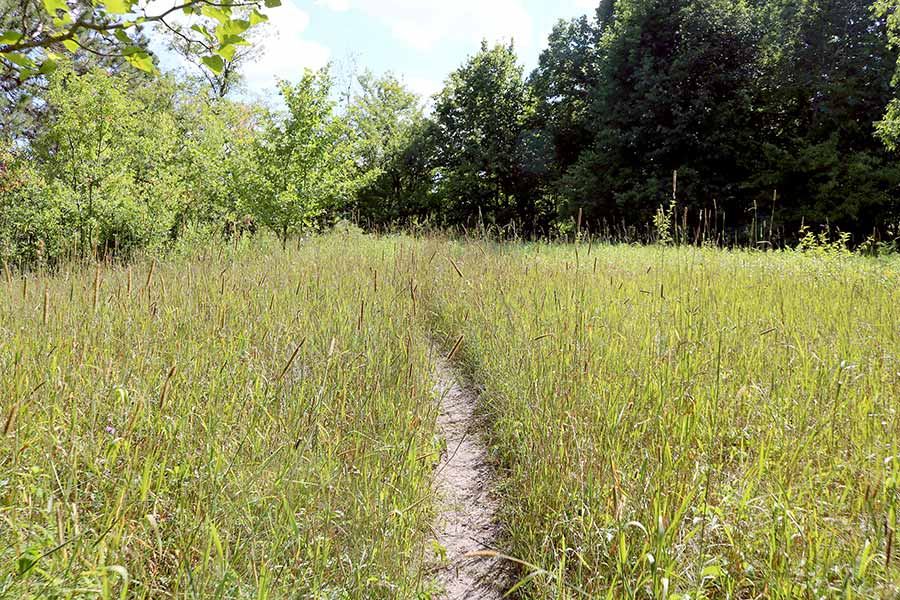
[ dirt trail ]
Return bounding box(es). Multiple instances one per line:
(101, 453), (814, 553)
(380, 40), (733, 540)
(432, 352), (506, 599)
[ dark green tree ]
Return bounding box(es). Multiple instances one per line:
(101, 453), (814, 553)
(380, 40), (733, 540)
(346, 71), (436, 226)
(757, 0), (900, 236)
(527, 7), (607, 184)
(563, 0), (764, 232)
(875, 0), (900, 148)
(432, 41), (542, 228)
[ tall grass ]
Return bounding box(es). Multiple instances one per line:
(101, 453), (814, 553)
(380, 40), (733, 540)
(5, 232), (900, 599)
(0, 234), (440, 598)
(423, 242), (900, 598)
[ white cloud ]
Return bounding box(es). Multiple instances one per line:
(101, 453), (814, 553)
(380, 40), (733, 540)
(404, 75), (441, 100)
(319, 0), (535, 52)
(145, 0), (330, 95)
(316, 0), (351, 11)
(243, 2), (331, 92)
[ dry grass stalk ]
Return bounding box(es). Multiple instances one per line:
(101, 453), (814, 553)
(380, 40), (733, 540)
(446, 335), (464, 361)
(278, 339), (306, 381)
(159, 364), (177, 408)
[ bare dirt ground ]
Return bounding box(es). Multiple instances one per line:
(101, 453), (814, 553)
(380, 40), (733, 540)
(431, 353), (507, 599)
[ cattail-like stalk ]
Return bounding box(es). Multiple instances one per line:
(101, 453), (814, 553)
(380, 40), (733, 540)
(447, 335), (464, 361)
(2, 401), (17, 435)
(56, 502), (66, 554)
(576, 207), (583, 242)
(145, 259), (156, 300)
(159, 364), (177, 408)
(447, 257), (464, 278)
(278, 339), (305, 381)
(92, 265), (101, 312)
(888, 520), (895, 569)
(770, 189), (778, 246)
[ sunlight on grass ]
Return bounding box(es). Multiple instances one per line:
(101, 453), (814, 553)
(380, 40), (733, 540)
(424, 241), (900, 599)
(0, 235), (439, 599)
(3, 234), (900, 599)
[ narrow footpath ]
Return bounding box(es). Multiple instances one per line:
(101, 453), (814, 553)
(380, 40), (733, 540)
(432, 352), (506, 600)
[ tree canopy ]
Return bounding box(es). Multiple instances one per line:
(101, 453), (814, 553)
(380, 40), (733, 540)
(3, 0), (900, 265)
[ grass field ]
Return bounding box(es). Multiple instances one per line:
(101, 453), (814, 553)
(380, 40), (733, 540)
(1, 235), (440, 599)
(424, 241), (900, 599)
(2, 234), (900, 598)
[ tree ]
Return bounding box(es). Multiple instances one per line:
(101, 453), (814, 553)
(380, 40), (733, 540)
(32, 64), (180, 256)
(347, 71), (435, 226)
(249, 68), (369, 243)
(563, 0), (764, 231)
(0, 0), (275, 81)
(756, 0), (900, 235)
(162, 7), (269, 98)
(875, 0), (900, 148)
(432, 41), (539, 228)
(528, 13), (603, 184)
(0, 0), (156, 141)
(171, 87), (262, 226)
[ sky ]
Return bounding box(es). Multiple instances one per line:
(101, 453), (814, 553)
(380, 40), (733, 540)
(157, 0), (599, 102)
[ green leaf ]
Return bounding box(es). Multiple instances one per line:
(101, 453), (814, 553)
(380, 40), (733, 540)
(249, 9), (268, 26)
(105, 0), (133, 14)
(39, 58), (57, 74)
(201, 54), (224, 75)
(62, 38), (79, 52)
(114, 29), (130, 43)
(0, 51), (35, 69)
(17, 551), (38, 576)
(200, 5), (230, 23)
(264, 0), (281, 8)
(42, 0), (67, 14)
(218, 18), (250, 37)
(218, 44), (236, 61)
(124, 50), (155, 73)
(700, 565), (724, 580)
(218, 34), (250, 47)
(0, 30), (24, 45)
(191, 24), (211, 38)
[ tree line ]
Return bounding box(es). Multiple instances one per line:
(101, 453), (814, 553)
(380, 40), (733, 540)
(4, 0), (900, 267)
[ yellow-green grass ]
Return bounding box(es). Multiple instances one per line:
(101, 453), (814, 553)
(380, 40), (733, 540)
(423, 242), (900, 599)
(5, 233), (900, 599)
(1, 235), (440, 599)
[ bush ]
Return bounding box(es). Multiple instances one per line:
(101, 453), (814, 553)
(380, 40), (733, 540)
(0, 153), (75, 267)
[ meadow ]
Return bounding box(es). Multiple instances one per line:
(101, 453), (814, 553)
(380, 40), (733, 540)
(2, 233), (900, 599)
(424, 240), (900, 599)
(0, 235), (441, 598)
